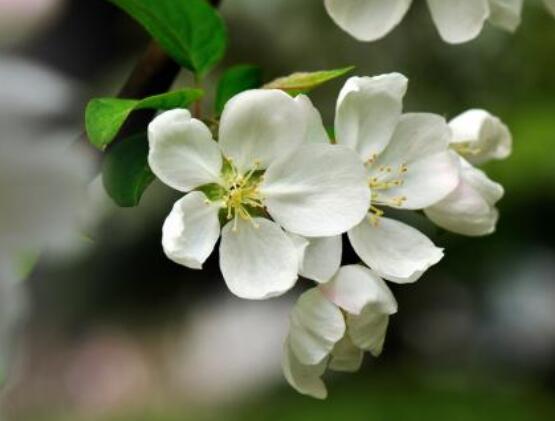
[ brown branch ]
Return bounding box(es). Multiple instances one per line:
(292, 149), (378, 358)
(118, 0), (222, 100)
(100, 0), (223, 149)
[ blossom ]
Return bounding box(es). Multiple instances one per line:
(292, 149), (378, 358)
(425, 109), (511, 236)
(324, 0), (553, 44)
(148, 89), (371, 300)
(332, 73), (459, 284)
(282, 265), (397, 399)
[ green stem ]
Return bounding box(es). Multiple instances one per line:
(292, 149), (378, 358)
(193, 74), (204, 119)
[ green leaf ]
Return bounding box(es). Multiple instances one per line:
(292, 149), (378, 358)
(102, 133), (155, 207)
(86, 89), (202, 150)
(215, 64), (263, 115)
(264, 66), (355, 96)
(107, 0), (227, 75)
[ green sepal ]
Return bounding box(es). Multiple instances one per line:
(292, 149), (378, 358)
(264, 66), (354, 96)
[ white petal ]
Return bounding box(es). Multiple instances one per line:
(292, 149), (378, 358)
(148, 109), (223, 192)
(425, 158), (504, 236)
(218, 89), (306, 173)
(219, 217), (298, 300)
(545, 0), (555, 17)
(329, 336), (364, 373)
(162, 192), (221, 270)
(371, 113), (459, 210)
(348, 308), (391, 357)
(348, 217), (443, 284)
(464, 160), (504, 204)
(282, 339), (328, 399)
(289, 288), (346, 366)
(299, 236), (343, 284)
(427, 0), (490, 44)
(324, 0), (413, 42)
(321, 265), (398, 315)
(449, 109), (512, 165)
(262, 143), (371, 237)
(286, 232), (310, 272)
(488, 0), (523, 31)
(295, 95), (330, 144)
(335, 74), (408, 161)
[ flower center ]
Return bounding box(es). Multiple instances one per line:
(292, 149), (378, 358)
(366, 162), (409, 226)
(221, 160), (265, 231)
(451, 142), (481, 158)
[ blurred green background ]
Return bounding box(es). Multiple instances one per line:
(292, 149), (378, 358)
(2, 0), (555, 420)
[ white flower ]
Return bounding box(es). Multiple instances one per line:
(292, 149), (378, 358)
(331, 73), (459, 284)
(323, 0), (545, 44)
(425, 109), (511, 236)
(282, 265), (397, 399)
(148, 89), (371, 300)
(446, 109), (512, 166)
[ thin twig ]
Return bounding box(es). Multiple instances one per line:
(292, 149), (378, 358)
(89, 0), (223, 150)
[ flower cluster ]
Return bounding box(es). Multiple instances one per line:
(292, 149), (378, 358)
(149, 72), (511, 398)
(324, 0), (555, 44)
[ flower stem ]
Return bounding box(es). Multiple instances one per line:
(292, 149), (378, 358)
(193, 74), (204, 119)
(84, 0), (224, 151)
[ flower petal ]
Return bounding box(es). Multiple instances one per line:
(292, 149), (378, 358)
(347, 217), (444, 284)
(148, 109), (223, 192)
(427, 0), (490, 44)
(329, 336), (364, 373)
(289, 288), (346, 366)
(347, 307), (391, 357)
(324, 0), (413, 42)
(371, 113), (459, 210)
(425, 157), (504, 236)
(488, 0), (523, 31)
(162, 191), (221, 270)
(219, 217), (298, 300)
(282, 339), (328, 400)
(218, 89), (307, 173)
(449, 109), (512, 165)
(299, 236), (343, 284)
(295, 95), (330, 144)
(262, 143), (371, 237)
(286, 232), (310, 272)
(335, 74), (408, 161)
(321, 265), (398, 315)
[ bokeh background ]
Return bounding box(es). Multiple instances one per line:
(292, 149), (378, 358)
(1, 0), (555, 420)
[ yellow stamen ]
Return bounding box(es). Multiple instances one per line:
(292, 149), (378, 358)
(222, 160), (264, 231)
(452, 142), (481, 157)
